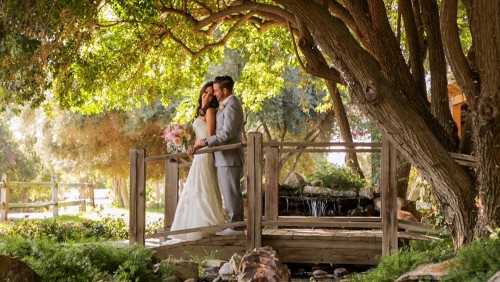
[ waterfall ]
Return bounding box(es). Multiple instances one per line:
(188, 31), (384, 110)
(306, 198), (328, 217)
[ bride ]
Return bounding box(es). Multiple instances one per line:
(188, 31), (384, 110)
(167, 82), (226, 242)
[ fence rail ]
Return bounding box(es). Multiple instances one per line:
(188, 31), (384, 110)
(0, 174), (95, 220)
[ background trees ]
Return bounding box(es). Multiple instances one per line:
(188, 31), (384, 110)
(1, 0), (498, 248)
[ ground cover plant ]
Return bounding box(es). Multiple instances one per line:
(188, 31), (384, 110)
(351, 233), (500, 282)
(0, 214), (171, 281)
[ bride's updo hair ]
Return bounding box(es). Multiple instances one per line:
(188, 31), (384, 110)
(196, 81), (219, 116)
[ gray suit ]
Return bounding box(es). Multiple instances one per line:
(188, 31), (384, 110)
(205, 95), (244, 223)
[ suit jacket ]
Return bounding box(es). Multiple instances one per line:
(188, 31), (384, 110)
(205, 95), (245, 167)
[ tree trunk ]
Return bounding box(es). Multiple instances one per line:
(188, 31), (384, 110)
(112, 176), (129, 208)
(278, 0), (477, 248)
(326, 83), (365, 179)
(471, 0), (500, 236)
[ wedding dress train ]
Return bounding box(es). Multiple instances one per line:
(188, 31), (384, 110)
(168, 117), (226, 241)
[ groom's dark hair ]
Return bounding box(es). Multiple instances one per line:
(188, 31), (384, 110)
(214, 75), (234, 93)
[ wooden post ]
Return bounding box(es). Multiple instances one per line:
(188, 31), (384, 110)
(164, 157), (179, 229)
(129, 148), (146, 245)
(247, 132), (263, 251)
(381, 136), (398, 255)
(79, 178), (87, 212)
(264, 146), (279, 226)
(88, 181), (95, 208)
(51, 175), (59, 217)
(1, 174), (9, 221)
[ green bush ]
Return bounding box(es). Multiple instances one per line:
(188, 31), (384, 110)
(308, 161), (366, 190)
(2, 217), (129, 242)
(351, 236), (454, 282)
(443, 237), (500, 282)
(0, 237), (159, 281)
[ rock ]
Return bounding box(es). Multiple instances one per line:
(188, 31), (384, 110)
(312, 269), (329, 277)
(218, 262), (235, 276)
(395, 260), (451, 282)
(334, 267), (349, 277)
(183, 278), (196, 282)
(202, 259), (226, 268)
(0, 255), (42, 282)
(202, 267), (220, 274)
(359, 188), (374, 199)
(238, 246), (291, 282)
(303, 185), (333, 196)
(489, 271), (500, 282)
(310, 179), (324, 187)
(169, 259), (199, 281)
(229, 253), (242, 274)
(284, 172), (307, 187)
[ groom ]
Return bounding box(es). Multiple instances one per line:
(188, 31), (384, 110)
(196, 75), (245, 235)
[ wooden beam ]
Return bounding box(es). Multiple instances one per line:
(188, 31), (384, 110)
(164, 157), (179, 229)
(1, 173), (9, 221)
(265, 146), (279, 225)
(129, 148), (146, 245)
(246, 132), (263, 250)
(381, 136), (398, 255)
(51, 176), (59, 217)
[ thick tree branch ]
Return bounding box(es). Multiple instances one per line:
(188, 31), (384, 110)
(400, 0), (427, 98)
(421, 0), (459, 144)
(440, 0), (478, 106)
(196, 2), (294, 30)
(295, 17), (342, 84)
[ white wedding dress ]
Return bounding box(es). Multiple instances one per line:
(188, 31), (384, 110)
(168, 117), (226, 241)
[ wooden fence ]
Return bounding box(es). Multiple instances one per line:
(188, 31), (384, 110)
(0, 174), (95, 221)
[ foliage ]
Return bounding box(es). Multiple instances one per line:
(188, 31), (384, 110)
(351, 236), (454, 282)
(308, 161), (367, 190)
(443, 238), (500, 282)
(0, 237), (158, 281)
(0, 113), (49, 181)
(1, 216), (128, 242)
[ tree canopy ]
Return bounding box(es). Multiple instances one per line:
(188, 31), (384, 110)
(1, 0), (498, 249)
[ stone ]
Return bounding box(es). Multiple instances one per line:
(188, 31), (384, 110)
(334, 267), (349, 277)
(170, 259), (199, 281)
(395, 260), (451, 282)
(303, 185), (333, 196)
(218, 262), (235, 275)
(489, 271), (500, 282)
(183, 278), (196, 282)
(238, 246), (291, 282)
(202, 259), (226, 268)
(0, 255), (42, 282)
(310, 179), (324, 187)
(312, 269), (329, 277)
(284, 172), (307, 187)
(229, 253), (242, 274)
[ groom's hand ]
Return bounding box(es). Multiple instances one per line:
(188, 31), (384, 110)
(195, 139), (207, 148)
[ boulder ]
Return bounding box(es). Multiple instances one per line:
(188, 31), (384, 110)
(488, 271), (500, 282)
(284, 172), (307, 187)
(238, 246), (291, 282)
(395, 260), (451, 282)
(303, 185), (334, 196)
(0, 255), (42, 282)
(169, 259), (199, 281)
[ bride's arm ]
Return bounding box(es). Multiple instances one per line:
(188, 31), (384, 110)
(205, 108), (216, 136)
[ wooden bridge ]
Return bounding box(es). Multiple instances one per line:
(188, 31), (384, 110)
(129, 133), (437, 265)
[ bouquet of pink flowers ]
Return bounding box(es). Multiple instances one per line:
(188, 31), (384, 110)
(162, 124), (193, 154)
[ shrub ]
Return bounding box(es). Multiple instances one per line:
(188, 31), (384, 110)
(308, 161), (366, 190)
(0, 237), (158, 281)
(351, 236), (454, 282)
(443, 237), (500, 282)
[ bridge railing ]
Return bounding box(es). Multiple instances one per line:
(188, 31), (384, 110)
(130, 132), (446, 255)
